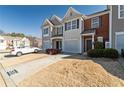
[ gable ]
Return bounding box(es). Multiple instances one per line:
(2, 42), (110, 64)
(43, 19), (53, 27)
(63, 7), (82, 20)
(50, 15), (62, 25)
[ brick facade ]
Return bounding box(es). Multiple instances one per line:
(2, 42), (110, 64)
(84, 14), (109, 42)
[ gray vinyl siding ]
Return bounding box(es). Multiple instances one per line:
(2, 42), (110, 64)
(42, 26), (52, 50)
(112, 5), (124, 48)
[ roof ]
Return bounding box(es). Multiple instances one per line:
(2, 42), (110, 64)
(86, 9), (110, 17)
(81, 29), (96, 34)
(0, 35), (23, 41)
(50, 15), (62, 25)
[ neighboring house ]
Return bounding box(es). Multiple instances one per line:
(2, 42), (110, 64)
(109, 5), (124, 54)
(21, 37), (30, 47)
(0, 35), (30, 50)
(41, 7), (110, 54)
(0, 36), (7, 50)
(82, 10), (109, 52)
(28, 37), (42, 48)
(62, 7), (84, 53)
(42, 15), (63, 50)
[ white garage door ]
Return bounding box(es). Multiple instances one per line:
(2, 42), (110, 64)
(43, 41), (50, 50)
(64, 39), (80, 53)
(116, 34), (124, 54)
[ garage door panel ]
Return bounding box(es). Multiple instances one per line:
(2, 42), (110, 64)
(116, 34), (124, 53)
(64, 39), (80, 53)
(43, 41), (50, 50)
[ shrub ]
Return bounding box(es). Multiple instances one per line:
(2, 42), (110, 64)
(87, 48), (119, 58)
(121, 49), (124, 57)
(45, 48), (60, 55)
(104, 48), (119, 58)
(94, 41), (104, 49)
(87, 49), (104, 58)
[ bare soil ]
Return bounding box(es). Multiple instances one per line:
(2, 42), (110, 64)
(18, 58), (124, 87)
(0, 73), (6, 87)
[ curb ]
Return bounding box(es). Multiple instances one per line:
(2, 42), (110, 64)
(0, 64), (16, 87)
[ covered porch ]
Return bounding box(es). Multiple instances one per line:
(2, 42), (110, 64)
(81, 29), (96, 52)
(51, 37), (62, 50)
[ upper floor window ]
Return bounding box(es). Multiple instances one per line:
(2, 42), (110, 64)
(65, 19), (79, 31)
(65, 22), (71, 30)
(43, 28), (49, 35)
(119, 5), (124, 18)
(72, 20), (77, 29)
(91, 17), (100, 28)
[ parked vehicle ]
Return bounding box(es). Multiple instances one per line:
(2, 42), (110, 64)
(121, 49), (124, 57)
(10, 46), (41, 56)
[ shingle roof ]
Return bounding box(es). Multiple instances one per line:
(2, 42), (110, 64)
(86, 9), (110, 17)
(81, 29), (96, 34)
(50, 15), (62, 25)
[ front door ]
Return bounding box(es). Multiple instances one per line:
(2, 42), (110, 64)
(86, 39), (92, 51)
(56, 41), (59, 49)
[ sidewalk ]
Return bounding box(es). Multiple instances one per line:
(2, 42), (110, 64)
(119, 57), (124, 68)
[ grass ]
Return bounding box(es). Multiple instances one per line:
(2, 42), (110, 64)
(18, 58), (124, 87)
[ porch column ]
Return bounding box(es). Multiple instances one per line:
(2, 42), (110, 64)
(92, 34), (94, 49)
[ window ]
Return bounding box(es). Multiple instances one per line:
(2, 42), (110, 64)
(119, 5), (124, 18)
(43, 28), (49, 35)
(0, 39), (4, 43)
(91, 17), (100, 28)
(58, 27), (63, 35)
(72, 20), (77, 29)
(65, 22), (71, 31)
(65, 19), (79, 31)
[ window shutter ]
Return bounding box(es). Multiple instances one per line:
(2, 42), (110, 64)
(99, 16), (102, 28)
(65, 23), (67, 31)
(77, 19), (79, 29)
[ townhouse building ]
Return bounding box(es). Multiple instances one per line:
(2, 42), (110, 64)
(42, 15), (63, 50)
(41, 5), (124, 54)
(109, 5), (124, 54)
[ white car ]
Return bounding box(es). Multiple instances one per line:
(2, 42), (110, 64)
(10, 46), (41, 56)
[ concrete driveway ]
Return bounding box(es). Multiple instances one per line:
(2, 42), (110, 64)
(0, 54), (70, 87)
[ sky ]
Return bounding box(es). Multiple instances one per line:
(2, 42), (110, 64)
(0, 5), (107, 38)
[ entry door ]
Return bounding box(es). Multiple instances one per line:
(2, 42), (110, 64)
(56, 41), (59, 49)
(86, 39), (92, 51)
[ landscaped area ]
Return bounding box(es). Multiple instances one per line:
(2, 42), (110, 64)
(18, 55), (124, 87)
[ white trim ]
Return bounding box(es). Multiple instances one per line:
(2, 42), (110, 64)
(43, 27), (49, 37)
(64, 18), (80, 31)
(51, 37), (63, 40)
(82, 33), (95, 36)
(92, 34), (95, 49)
(64, 38), (78, 41)
(43, 18), (53, 26)
(115, 32), (124, 35)
(115, 31), (124, 51)
(63, 7), (82, 19)
(109, 5), (112, 48)
(91, 16), (100, 28)
(51, 15), (62, 22)
(118, 5), (124, 19)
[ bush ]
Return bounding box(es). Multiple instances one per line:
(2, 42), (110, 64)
(121, 49), (124, 57)
(87, 49), (104, 58)
(104, 48), (119, 58)
(94, 41), (104, 49)
(46, 48), (60, 55)
(87, 48), (119, 58)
